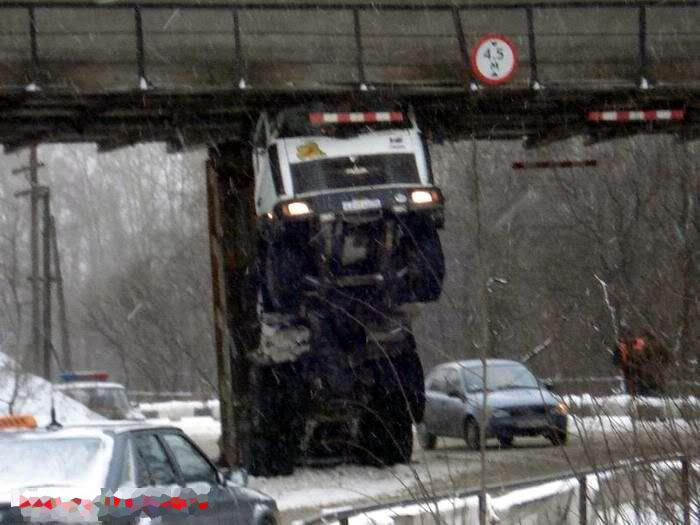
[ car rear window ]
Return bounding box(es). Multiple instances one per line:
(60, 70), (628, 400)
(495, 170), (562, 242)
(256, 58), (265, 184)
(0, 438), (106, 488)
(291, 153), (419, 194)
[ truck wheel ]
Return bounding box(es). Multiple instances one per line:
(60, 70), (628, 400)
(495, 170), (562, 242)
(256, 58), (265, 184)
(247, 365), (303, 477)
(256, 255), (275, 312)
(265, 242), (304, 312)
(394, 347), (426, 422)
(357, 400), (413, 467)
(411, 226), (445, 303)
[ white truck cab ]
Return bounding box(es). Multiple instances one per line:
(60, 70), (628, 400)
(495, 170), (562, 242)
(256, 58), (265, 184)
(253, 105), (445, 312)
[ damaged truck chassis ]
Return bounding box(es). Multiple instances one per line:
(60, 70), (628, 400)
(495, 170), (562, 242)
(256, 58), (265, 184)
(208, 118), (442, 475)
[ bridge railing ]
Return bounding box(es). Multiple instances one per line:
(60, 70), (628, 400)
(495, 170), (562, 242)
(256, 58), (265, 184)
(300, 454), (696, 525)
(1, 1), (700, 92)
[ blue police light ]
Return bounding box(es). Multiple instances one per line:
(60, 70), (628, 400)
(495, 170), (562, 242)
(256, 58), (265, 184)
(60, 371), (109, 382)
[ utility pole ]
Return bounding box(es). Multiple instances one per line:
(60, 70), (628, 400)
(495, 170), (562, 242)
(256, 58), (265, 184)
(41, 189), (52, 379)
(471, 136), (489, 525)
(51, 216), (72, 371)
(12, 146), (45, 376)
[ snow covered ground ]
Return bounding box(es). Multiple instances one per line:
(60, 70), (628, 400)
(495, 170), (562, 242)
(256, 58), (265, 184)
(564, 392), (700, 418)
(597, 502), (700, 525)
(0, 351), (105, 426)
(312, 460), (700, 525)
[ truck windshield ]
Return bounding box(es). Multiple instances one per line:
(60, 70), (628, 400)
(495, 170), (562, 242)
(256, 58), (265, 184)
(291, 154), (420, 194)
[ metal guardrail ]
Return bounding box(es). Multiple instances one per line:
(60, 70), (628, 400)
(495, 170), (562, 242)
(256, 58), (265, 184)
(2, 1), (700, 91)
(302, 453), (695, 525)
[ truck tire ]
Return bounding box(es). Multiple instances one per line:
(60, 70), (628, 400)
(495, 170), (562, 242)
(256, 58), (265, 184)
(356, 348), (422, 466)
(357, 397), (413, 467)
(374, 336), (425, 421)
(394, 347), (426, 422)
(411, 226), (445, 303)
(247, 365), (303, 476)
(264, 241), (304, 313)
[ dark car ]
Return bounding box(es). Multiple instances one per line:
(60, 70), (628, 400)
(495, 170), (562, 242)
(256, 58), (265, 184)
(417, 359), (568, 450)
(0, 419), (277, 524)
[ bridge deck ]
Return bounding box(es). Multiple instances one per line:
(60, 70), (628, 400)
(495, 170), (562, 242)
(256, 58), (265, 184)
(1, 1), (699, 147)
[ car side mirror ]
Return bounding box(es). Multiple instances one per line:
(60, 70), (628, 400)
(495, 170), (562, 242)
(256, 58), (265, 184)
(448, 390), (463, 400)
(224, 468), (248, 487)
(542, 379), (555, 392)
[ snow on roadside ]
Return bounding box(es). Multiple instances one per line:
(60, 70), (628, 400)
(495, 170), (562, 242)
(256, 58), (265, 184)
(0, 351), (105, 426)
(564, 393), (700, 417)
(596, 502), (700, 525)
(248, 455), (479, 512)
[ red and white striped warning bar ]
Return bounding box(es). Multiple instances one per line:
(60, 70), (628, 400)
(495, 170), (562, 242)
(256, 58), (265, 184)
(588, 109), (684, 122)
(513, 160), (597, 170)
(309, 112), (404, 124)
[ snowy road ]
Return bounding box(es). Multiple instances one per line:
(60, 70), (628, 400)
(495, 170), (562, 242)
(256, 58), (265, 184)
(253, 421), (698, 525)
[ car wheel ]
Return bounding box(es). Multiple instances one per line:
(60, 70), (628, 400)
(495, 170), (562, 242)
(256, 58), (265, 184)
(464, 418), (480, 451)
(547, 429), (568, 446)
(497, 435), (514, 448)
(416, 422), (436, 450)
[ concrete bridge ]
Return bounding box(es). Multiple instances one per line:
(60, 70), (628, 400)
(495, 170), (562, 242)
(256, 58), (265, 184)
(1, 0), (700, 148)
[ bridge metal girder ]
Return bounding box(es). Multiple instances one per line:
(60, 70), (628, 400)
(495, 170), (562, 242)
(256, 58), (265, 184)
(0, 88), (696, 148)
(1, 0), (700, 147)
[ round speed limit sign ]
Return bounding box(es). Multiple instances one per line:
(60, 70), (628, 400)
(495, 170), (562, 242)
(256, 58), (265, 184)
(470, 34), (519, 85)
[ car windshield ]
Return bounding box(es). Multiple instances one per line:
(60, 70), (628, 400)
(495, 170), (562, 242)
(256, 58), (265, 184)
(461, 364), (539, 392)
(0, 438), (107, 489)
(61, 387), (131, 420)
(291, 154), (420, 194)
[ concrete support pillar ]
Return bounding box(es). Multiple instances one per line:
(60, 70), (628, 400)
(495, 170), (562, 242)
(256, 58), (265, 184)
(207, 141), (260, 468)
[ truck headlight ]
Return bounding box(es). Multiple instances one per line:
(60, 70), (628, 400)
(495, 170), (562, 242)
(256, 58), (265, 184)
(282, 201), (312, 217)
(410, 189), (440, 205)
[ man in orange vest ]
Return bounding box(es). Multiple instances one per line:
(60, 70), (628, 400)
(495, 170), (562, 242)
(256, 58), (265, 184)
(613, 329), (637, 395)
(613, 329), (671, 397)
(635, 331), (671, 396)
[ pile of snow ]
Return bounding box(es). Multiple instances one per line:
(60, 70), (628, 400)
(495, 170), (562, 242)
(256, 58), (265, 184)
(598, 502), (700, 525)
(564, 393), (700, 420)
(0, 351), (105, 426)
(315, 460), (699, 525)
